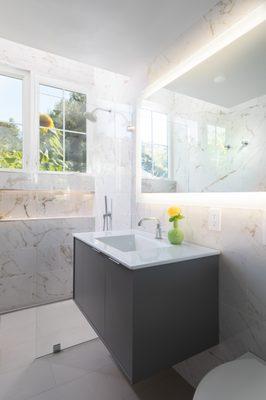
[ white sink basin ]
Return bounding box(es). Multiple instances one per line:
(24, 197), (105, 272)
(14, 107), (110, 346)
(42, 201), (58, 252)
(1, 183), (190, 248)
(95, 234), (170, 252)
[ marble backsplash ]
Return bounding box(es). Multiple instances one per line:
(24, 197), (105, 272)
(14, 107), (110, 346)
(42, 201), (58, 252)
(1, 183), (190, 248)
(134, 202), (266, 386)
(0, 217), (94, 313)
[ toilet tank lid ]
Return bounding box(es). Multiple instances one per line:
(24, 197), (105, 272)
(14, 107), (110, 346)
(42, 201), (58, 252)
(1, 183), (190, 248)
(194, 358), (266, 400)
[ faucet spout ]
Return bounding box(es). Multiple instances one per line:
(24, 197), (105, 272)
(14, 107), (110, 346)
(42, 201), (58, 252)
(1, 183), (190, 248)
(138, 217), (162, 240)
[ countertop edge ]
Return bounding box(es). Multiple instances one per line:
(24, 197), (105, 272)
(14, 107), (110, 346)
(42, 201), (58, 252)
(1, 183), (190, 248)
(73, 231), (220, 270)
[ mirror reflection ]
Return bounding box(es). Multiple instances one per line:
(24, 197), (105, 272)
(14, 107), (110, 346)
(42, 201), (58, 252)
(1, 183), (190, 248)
(140, 21), (266, 193)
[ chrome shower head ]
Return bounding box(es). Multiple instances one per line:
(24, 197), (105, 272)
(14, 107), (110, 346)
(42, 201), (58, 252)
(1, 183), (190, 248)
(84, 108), (112, 123)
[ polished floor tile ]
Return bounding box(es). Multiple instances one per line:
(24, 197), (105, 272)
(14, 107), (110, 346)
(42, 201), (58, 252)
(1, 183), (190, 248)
(0, 300), (97, 373)
(0, 359), (55, 400)
(0, 339), (194, 400)
(45, 339), (113, 372)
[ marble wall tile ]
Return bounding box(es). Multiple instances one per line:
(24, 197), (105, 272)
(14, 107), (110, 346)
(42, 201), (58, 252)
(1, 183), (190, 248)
(35, 269), (73, 304)
(0, 217), (94, 313)
(0, 190), (94, 220)
(0, 275), (34, 313)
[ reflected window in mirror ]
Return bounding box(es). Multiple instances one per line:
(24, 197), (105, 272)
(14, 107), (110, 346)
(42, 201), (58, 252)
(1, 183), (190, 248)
(140, 109), (168, 179)
(139, 18), (266, 193)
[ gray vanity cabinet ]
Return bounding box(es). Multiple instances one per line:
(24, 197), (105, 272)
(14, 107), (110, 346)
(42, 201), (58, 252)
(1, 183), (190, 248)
(74, 238), (219, 384)
(74, 239), (133, 378)
(73, 240), (105, 336)
(104, 259), (133, 377)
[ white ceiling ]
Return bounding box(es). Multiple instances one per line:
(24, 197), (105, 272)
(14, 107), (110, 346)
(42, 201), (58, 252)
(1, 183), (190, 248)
(166, 21), (266, 108)
(0, 0), (218, 78)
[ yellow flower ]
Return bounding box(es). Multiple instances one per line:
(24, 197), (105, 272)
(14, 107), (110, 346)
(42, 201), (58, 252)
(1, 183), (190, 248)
(40, 114), (54, 129)
(167, 206), (181, 218)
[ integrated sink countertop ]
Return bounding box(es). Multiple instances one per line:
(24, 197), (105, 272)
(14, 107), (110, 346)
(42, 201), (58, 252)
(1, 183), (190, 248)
(73, 230), (220, 269)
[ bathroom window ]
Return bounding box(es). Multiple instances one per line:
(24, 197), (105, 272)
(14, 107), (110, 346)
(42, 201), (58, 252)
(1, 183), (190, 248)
(39, 84), (87, 172)
(140, 108), (168, 178)
(0, 73), (23, 170)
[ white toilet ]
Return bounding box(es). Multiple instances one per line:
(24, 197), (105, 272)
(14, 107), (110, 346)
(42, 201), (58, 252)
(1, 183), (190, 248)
(193, 353), (266, 400)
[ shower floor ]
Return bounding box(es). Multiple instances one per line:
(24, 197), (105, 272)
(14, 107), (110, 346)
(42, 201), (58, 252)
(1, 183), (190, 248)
(0, 300), (97, 374)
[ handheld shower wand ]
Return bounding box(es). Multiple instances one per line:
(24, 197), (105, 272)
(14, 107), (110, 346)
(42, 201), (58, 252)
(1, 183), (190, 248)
(103, 195), (112, 231)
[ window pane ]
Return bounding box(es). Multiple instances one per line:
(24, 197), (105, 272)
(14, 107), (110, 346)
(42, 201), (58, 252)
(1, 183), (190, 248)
(40, 94), (63, 129)
(65, 91), (86, 132)
(65, 132), (86, 172)
(141, 143), (153, 177)
(153, 112), (167, 145)
(153, 145), (168, 178)
(40, 84), (63, 98)
(0, 122), (22, 169)
(39, 128), (63, 171)
(39, 84), (87, 173)
(0, 74), (22, 123)
(140, 109), (152, 143)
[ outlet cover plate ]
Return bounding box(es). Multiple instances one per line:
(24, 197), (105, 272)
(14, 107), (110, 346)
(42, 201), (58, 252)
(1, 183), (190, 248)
(208, 208), (222, 231)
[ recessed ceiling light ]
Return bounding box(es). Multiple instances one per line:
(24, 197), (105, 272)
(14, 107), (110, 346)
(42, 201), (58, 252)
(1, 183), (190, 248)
(213, 75), (226, 84)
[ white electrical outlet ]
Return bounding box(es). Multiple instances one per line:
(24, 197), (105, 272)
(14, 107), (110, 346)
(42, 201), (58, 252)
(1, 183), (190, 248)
(208, 208), (222, 231)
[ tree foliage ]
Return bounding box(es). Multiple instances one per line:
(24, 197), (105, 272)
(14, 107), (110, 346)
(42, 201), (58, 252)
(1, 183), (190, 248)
(39, 91), (86, 172)
(2, 91), (87, 172)
(0, 120), (23, 169)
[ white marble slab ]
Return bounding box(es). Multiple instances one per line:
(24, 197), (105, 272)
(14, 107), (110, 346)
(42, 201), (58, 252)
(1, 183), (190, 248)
(73, 229), (220, 269)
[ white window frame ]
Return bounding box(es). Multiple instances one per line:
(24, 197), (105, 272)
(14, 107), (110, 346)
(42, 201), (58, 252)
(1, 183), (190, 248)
(0, 65), (30, 172)
(140, 107), (170, 179)
(35, 75), (90, 175)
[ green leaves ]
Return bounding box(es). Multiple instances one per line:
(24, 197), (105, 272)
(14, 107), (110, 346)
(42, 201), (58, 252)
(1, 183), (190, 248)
(169, 214), (184, 222)
(0, 121), (23, 169)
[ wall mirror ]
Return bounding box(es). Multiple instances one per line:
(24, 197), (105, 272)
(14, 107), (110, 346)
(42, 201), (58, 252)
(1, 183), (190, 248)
(139, 18), (266, 193)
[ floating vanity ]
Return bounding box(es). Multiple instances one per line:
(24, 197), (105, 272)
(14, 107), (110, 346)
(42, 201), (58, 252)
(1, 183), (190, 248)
(73, 230), (220, 383)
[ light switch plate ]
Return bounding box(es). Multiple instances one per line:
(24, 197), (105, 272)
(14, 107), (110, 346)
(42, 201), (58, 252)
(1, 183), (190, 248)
(208, 208), (222, 231)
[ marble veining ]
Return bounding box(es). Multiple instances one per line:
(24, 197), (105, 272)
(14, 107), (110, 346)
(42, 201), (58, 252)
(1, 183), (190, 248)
(0, 217), (95, 313)
(0, 190), (94, 220)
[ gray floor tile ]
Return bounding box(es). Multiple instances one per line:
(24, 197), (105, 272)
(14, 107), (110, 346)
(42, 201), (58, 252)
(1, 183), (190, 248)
(48, 362), (88, 386)
(28, 370), (137, 400)
(0, 359), (55, 400)
(45, 339), (112, 372)
(1, 340), (194, 400)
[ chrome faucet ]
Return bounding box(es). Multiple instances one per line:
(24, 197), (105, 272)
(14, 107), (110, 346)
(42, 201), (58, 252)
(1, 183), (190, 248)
(103, 195), (112, 231)
(138, 217), (162, 239)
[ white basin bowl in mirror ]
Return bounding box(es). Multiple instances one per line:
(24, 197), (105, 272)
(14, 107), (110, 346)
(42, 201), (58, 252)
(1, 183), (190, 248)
(95, 234), (170, 253)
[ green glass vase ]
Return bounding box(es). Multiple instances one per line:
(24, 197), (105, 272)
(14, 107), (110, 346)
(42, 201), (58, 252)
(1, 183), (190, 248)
(168, 219), (184, 245)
